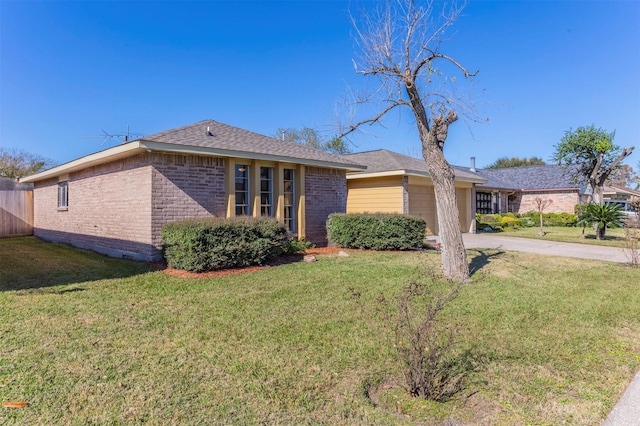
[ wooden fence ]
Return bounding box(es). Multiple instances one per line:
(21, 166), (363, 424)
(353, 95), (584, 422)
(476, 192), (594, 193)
(0, 190), (34, 237)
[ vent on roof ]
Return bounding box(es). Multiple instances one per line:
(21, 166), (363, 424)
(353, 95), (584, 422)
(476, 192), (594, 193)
(470, 157), (476, 172)
(206, 126), (213, 136)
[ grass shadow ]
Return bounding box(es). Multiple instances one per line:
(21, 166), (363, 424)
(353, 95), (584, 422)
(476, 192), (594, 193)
(0, 237), (153, 291)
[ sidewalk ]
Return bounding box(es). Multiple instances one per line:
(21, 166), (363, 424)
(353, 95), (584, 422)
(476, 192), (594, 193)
(448, 233), (639, 424)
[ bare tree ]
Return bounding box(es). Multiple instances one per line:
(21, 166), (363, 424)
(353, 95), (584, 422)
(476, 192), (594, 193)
(340, 0), (478, 281)
(533, 197), (553, 237)
(0, 148), (56, 178)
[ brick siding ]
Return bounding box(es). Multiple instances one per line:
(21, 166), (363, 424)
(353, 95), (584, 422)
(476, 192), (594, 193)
(305, 167), (347, 246)
(150, 153), (226, 250)
(34, 153), (226, 261)
(511, 190), (583, 214)
(33, 152), (347, 260)
(34, 154), (155, 259)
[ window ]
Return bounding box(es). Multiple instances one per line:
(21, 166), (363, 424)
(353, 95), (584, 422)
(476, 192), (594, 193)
(58, 181), (68, 209)
(476, 192), (491, 214)
(283, 168), (295, 232)
(235, 164), (250, 215)
(260, 167), (274, 216)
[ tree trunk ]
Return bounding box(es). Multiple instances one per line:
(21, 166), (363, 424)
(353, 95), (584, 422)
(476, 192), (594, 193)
(403, 78), (469, 281)
(421, 113), (469, 282)
(595, 224), (606, 240)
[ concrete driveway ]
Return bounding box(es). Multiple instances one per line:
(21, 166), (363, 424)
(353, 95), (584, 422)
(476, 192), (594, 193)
(459, 232), (631, 263)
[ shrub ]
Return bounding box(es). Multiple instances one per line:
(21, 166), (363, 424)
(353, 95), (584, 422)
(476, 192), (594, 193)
(499, 215), (522, 229)
(577, 202), (626, 240)
(521, 211), (577, 227)
(326, 213), (426, 250)
(161, 217), (290, 272)
(351, 267), (472, 401)
(281, 237), (316, 256)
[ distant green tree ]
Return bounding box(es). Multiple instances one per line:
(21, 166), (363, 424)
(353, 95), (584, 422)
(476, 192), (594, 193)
(485, 156), (546, 169)
(553, 125), (634, 204)
(275, 127), (350, 155)
(0, 148), (56, 178)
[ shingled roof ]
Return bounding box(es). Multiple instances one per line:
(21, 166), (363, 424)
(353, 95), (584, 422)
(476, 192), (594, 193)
(475, 164), (585, 191)
(21, 119), (366, 182)
(140, 120), (364, 170)
(343, 149), (487, 183)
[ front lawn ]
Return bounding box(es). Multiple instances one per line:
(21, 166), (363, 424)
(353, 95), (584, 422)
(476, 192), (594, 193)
(1, 237), (639, 424)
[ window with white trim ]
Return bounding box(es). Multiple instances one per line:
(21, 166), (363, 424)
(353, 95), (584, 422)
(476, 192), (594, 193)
(283, 168), (295, 232)
(58, 181), (69, 209)
(235, 164), (250, 215)
(260, 167), (274, 216)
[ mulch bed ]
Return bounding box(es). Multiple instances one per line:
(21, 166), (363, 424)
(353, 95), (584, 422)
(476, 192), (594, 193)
(154, 246), (352, 279)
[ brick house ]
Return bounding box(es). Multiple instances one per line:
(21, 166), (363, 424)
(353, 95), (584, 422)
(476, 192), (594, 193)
(20, 120), (365, 261)
(472, 164), (587, 214)
(343, 150), (487, 235)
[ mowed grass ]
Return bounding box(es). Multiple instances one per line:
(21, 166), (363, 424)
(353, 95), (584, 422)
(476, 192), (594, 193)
(1, 237), (639, 424)
(485, 225), (640, 248)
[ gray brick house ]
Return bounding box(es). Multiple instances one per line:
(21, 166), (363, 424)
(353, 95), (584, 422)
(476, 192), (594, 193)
(20, 120), (365, 261)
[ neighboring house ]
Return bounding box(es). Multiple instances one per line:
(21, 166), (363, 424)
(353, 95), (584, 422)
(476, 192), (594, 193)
(603, 184), (640, 202)
(20, 120), (365, 261)
(473, 164), (640, 215)
(343, 150), (487, 235)
(472, 164), (587, 214)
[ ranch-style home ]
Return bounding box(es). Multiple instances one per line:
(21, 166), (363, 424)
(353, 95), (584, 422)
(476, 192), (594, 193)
(20, 120), (365, 261)
(473, 164), (586, 214)
(473, 164), (640, 214)
(343, 150), (488, 235)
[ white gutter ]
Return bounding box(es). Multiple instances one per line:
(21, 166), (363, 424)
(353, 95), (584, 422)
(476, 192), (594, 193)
(347, 169), (487, 184)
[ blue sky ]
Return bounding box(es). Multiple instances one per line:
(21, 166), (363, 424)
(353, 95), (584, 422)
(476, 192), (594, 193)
(1, 0), (639, 171)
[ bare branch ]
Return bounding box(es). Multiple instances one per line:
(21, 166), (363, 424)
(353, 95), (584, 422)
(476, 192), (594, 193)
(339, 100), (409, 139)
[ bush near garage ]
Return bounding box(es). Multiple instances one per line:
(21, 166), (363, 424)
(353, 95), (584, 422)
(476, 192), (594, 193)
(326, 213), (426, 250)
(161, 217), (290, 272)
(475, 213), (523, 231)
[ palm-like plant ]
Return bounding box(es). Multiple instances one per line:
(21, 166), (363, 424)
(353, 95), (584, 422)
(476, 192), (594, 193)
(577, 202), (626, 240)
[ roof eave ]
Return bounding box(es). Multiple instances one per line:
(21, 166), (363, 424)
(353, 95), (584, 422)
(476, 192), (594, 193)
(139, 140), (366, 172)
(20, 140), (366, 183)
(347, 168), (487, 184)
(520, 187), (579, 192)
(20, 142), (147, 183)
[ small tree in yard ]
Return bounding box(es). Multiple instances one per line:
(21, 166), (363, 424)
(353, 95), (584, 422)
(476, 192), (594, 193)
(533, 197), (553, 237)
(340, 0), (478, 282)
(577, 202), (626, 240)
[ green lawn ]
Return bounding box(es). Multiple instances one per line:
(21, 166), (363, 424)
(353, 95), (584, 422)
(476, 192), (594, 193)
(482, 225), (640, 248)
(1, 237), (639, 424)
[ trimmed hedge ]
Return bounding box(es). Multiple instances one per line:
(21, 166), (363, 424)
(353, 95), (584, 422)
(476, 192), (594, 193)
(521, 211), (577, 227)
(326, 213), (426, 250)
(476, 211), (578, 231)
(161, 217), (290, 272)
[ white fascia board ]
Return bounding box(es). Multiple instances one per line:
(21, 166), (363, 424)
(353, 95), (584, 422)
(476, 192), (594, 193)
(346, 170), (408, 180)
(347, 168), (487, 184)
(139, 141), (367, 172)
(19, 142), (147, 183)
